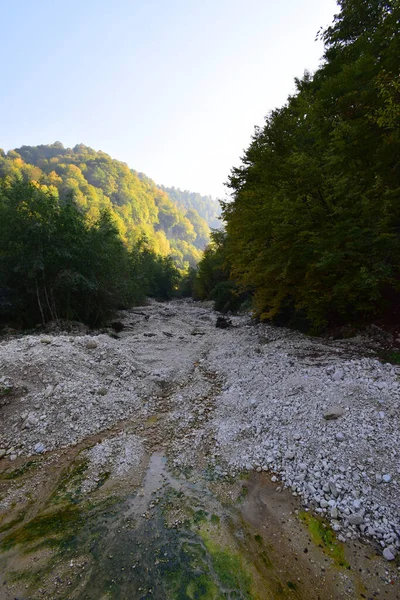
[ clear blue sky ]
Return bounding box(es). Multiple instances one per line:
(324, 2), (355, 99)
(1, 0), (338, 198)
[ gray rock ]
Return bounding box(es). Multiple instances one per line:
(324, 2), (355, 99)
(329, 482), (339, 498)
(0, 449), (6, 459)
(348, 513), (364, 526)
(383, 547), (395, 561)
(333, 369), (344, 382)
(34, 442), (45, 454)
(284, 450), (295, 460)
(330, 507), (339, 519)
(323, 406), (344, 420)
(86, 340), (98, 349)
(382, 474), (391, 483)
(335, 432), (345, 442)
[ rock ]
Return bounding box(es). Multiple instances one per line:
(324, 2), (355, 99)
(347, 513), (364, 526)
(320, 499), (329, 508)
(41, 338), (51, 344)
(0, 449), (6, 459)
(216, 316), (232, 329)
(323, 405), (344, 420)
(335, 432), (345, 442)
(34, 442), (45, 454)
(293, 433), (302, 441)
(332, 369), (344, 382)
(284, 450), (295, 460)
(23, 413), (39, 430)
(331, 507), (339, 519)
(383, 547), (395, 561)
(9, 454), (17, 461)
(382, 474), (391, 483)
(86, 340), (98, 349)
(375, 474), (382, 484)
(97, 387), (108, 396)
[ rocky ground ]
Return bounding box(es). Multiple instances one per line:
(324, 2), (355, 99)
(0, 299), (399, 598)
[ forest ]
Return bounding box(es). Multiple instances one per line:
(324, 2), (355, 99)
(195, 0), (400, 331)
(0, 144), (212, 270)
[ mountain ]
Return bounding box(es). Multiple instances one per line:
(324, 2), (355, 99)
(0, 143), (214, 269)
(159, 185), (221, 229)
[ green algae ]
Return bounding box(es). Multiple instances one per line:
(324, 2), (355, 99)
(0, 504), (84, 552)
(299, 511), (349, 568)
(0, 509), (27, 534)
(0, 459), (39, 480)
(49, 457), (89, 505)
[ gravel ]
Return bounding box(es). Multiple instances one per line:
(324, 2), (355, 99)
(0, 299), (399, 559)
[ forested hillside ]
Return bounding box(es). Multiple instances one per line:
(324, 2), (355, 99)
(159, 185), (221, 229)
(196, 0), (400, 331)
(0, 144), (212, 270)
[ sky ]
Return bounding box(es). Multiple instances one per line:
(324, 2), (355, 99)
(1, 0), (338, 199)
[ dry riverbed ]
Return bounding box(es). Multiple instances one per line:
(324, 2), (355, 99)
(0, 300), (399, 599)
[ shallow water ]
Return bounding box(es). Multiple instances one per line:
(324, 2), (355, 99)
(0, 447), (398, 600)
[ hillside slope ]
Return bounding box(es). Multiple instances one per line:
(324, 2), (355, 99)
(0, 143), (212, 269)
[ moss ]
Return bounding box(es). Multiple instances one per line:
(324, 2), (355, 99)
(0, 460), (39, 480)
(0, 509), (27, 534)
(49, 458), (89, 504)
(0, 505), (84, 552)
(193, 509), (208, 524)
(299, 511), (349, 568)
(185, 574), (222, 599)
(210, 514), (220, 525)
(199, 530), (254, 598)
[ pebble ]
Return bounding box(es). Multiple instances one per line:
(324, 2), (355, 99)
(382, 474), (391, 483)
(34, 442), (45, 454)
(335, 432), (345, 442)
(0, 448), (6, 459)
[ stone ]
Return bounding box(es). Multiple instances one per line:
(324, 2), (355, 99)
(23, 414), (39, 430)
(216, 316), (232, 329)
(382, 474), (391, 483)
(9, 454), (17, 461)
(0, 449), (6, 459)
(330, 507), (339, 519)
(332, 369), (344, 382)
(375, 474), (382, 484)
(86, 340), (98, 349)
(97, 387), (108, 396)
(34, 442), (45, 454)
(347, 513), (364, 526)
(285, 450), (295, 460)
(335, 432), (345, 442)
(329, 482), (339, 498)
(323, 406), (344, 420)
(383, 547), (395, 561)
(41, 338), (51, 344)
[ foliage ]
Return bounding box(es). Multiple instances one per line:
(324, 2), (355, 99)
(160, 184), (222, 230)
(0, 180), (180, 327)
(0, 144), (210, 270)
(221, 0), (400, 329)
(194, 230), (248, 313)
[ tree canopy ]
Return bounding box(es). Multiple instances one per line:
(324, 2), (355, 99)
(0, 144), (214, 271)
(197, 0), (400, 330)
